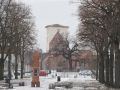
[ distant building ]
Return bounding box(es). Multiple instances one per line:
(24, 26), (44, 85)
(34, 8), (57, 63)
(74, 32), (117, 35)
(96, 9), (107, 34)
(41, 24), (69, 71)
(43, 24), (96, 71)
(45, 24), (68, 51)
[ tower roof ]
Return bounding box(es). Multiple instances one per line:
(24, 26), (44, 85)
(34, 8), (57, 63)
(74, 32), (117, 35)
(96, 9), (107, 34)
(49, 31), (65, 50)
(50, 31), (64, 46)
(45, 24), (69, 28)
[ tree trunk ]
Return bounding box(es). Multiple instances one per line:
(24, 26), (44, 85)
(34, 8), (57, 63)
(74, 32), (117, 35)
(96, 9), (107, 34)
(109, 43), (114, 86)
(114, 43), (120, 88)
(21, 51), (24, 79)
(0, 59), (4, 80)
(21, 40), (25, 79)
(21, 58), (24, 78)
(104, 51), (109, 85)
(99, 53), (105, 83)
(96, 52), (99, 80)
(8, 54), (11, 80)
(15, 54), (18, 79)
(75, 61), (77, 71)
(69, 59), (72, 71)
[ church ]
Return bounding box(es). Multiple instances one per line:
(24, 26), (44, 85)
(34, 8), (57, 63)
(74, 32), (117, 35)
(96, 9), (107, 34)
(42, 24), (69, 71)
(42, 24), (95, 71)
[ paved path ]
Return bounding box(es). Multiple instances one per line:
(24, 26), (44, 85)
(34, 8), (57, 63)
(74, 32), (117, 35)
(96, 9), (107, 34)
(0, 74), (118, 90)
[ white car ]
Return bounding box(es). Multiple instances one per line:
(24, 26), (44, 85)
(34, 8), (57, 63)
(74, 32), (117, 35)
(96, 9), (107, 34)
(79, 70), (93, 76)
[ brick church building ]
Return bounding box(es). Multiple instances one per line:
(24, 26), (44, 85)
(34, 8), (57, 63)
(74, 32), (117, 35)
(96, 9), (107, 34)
(42, 24), (96, 71)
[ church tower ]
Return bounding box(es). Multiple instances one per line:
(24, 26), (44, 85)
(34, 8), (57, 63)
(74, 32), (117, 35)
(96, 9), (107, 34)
(45, 24), (68, 52)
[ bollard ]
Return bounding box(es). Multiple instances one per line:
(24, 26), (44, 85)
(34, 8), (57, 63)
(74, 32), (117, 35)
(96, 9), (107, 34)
(19, 82), (25, 86)
(57, 76), (61, 82)
(5, 78), (9, 83)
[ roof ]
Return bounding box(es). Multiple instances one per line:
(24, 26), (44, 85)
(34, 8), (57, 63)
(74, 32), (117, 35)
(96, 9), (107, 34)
(49, 31), (64, 48)
(45, 24), (69, 28)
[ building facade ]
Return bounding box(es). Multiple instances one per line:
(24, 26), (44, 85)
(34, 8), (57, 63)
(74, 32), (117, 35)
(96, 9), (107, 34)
(45, 24), (68, 51)
(43, 24), (96, 71)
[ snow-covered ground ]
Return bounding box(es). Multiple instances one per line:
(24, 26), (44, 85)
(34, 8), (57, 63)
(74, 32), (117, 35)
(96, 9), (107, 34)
(6, 72), (93, 90)
(1, 72), (117, 90)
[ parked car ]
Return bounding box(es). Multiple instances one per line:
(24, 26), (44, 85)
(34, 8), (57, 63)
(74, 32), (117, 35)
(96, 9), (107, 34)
(24, 71), (32, 77)
(79, 70), (93, 76)
(39, 70), (48, 76)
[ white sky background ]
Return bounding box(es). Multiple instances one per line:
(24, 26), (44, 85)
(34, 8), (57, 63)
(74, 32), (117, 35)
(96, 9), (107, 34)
(19, 0), (79, 52)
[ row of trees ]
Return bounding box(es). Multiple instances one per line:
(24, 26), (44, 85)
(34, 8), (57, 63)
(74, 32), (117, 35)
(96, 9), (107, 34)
(0, 0), (36, 80)
(78, 0), (120, 88)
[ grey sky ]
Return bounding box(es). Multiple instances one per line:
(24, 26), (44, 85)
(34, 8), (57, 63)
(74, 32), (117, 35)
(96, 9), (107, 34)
(20, 0), (79, 52)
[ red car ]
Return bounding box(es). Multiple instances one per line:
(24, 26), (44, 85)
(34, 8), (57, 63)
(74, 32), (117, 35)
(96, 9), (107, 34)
(39, 70), (48, 76)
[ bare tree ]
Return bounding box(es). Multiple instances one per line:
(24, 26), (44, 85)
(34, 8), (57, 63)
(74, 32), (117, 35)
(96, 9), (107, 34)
(49, 34), (79, 71)
(0, 0), (12, 80)
(78, 0), (120, 87)
(0, 0), (36, 80)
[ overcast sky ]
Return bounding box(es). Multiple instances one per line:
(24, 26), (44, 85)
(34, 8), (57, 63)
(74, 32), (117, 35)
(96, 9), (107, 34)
(20, 0), (79, 52)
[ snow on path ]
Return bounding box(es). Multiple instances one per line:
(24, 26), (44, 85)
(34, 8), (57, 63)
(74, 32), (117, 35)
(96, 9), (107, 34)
(6, 72), (120, 90)
(8, 76), (94, 90)
(8, 77), (56, 90)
